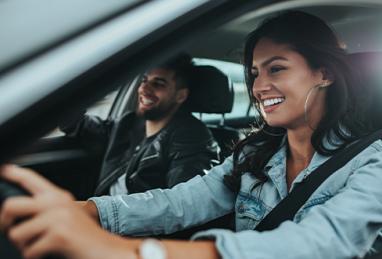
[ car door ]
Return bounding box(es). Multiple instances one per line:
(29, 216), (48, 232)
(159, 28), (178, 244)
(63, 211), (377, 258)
(0, 0), (222, 199)
(10, 90), (120, 200)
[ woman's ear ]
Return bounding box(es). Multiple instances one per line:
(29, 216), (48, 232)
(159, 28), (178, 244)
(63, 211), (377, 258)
(319, 68), (335, 87)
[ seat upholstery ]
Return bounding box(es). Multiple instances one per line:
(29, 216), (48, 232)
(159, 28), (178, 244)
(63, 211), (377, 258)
(187, 65), (234, 113)
(186, 65), (241, 159)
(348, 52), (382, 130)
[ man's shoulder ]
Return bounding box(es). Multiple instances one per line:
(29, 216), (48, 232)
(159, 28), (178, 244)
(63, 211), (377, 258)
(170, 113), (212, 137)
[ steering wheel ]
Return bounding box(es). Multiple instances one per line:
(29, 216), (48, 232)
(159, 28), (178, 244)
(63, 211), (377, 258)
(0, 180), (29, 259)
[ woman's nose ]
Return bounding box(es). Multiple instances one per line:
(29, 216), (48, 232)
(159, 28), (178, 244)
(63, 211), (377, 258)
(252, 74), (272, 96)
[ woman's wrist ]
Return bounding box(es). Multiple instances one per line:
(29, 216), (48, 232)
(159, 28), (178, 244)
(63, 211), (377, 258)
(78, 200), (101, 225)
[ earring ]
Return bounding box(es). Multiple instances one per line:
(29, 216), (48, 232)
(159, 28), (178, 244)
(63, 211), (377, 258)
(304, 84), (324, 130)
(317, 81), (329, 88)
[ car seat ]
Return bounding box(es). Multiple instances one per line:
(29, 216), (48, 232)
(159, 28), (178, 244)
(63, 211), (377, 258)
(348, 52), (382, 131)
(186, 65), (243, 160)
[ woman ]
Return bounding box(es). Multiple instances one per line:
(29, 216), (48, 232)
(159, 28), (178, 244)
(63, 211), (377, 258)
(1, 11), (381, 259)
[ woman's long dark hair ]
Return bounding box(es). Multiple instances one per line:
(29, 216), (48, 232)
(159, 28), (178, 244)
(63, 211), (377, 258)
(224, 11), (372, 192)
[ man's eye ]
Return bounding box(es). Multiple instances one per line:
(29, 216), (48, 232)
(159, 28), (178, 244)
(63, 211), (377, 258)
(152, 82), (165, 88)
(270, 66), (285, 74)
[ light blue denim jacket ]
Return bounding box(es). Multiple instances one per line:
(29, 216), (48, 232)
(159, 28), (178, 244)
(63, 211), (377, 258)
(90, 139), (382, 259)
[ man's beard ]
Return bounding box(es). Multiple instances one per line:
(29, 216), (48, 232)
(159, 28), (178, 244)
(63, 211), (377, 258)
(137, 101), (177, 121)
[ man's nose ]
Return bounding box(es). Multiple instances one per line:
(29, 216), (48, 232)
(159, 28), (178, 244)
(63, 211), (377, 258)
(138, 81), (152, 93)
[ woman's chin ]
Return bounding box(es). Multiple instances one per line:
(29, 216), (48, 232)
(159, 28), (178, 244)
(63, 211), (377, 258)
(264, 119), (284, 128)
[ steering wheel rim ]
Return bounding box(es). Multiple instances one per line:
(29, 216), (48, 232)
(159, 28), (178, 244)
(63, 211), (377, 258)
(0, 232), (23, 259)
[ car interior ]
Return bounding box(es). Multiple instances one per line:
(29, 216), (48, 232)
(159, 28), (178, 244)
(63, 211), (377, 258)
(2, 0), (382, 258)
(11, 2), (382, 197)
(188, 65), (244, 160)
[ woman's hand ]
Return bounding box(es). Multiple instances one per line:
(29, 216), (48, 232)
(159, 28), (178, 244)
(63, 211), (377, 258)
(0, 165), (138, 259)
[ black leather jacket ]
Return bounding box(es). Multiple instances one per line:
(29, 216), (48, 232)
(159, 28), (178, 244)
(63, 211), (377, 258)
(62, 110), (219, 195)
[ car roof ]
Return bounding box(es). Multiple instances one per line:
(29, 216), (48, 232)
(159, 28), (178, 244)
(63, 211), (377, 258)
(188, 3), (382, 63)
(0, 0), (141, 74)
(3, 1), (382, 73)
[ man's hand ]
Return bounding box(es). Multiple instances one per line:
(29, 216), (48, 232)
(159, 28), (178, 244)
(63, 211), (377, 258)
(0, 165), (138, 259)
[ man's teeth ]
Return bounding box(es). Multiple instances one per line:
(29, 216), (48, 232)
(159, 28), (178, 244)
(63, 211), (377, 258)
(142, 97), (154, 105)
(263, 97), (285, 107)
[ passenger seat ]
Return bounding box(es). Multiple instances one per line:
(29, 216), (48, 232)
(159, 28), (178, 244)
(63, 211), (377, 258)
(186, 65), (243, 160)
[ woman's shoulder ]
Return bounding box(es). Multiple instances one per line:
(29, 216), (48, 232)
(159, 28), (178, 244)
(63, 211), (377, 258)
(368, 138), (382, 151)
(353, 138), (382, 165)
(337, 138), (382, 184)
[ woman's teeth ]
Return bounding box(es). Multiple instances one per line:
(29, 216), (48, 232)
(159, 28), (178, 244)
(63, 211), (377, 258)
(263, 97), (285, 107)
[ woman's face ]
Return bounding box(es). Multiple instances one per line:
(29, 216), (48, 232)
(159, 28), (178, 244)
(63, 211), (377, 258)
(251, 38), (328, 130)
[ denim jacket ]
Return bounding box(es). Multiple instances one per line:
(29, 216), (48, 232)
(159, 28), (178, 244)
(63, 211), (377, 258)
(89, 138), (382, 259)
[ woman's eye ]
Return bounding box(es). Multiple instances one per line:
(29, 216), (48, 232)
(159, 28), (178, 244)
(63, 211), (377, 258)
(270, 66), (285, 74)
(251, 71), (258, 80)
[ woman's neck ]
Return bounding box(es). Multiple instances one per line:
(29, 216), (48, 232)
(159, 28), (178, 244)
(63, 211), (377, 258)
(286, 127), (315, 190)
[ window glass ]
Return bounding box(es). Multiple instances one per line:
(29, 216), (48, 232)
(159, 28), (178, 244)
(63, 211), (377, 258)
(86, 90), (119, 119)
(45, 90), (118, 138)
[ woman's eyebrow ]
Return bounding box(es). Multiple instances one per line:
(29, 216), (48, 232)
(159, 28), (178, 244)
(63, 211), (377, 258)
(252, 56), (288, 70)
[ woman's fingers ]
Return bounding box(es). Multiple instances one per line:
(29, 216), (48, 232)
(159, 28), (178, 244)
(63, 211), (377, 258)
(8, 208), (73, 256)
(22, 230), (62, 259)
(0, 164), (59, 195)
(12, 208), (88, 259)
(7, 212), (47, 251)
(0, 197), (40, 231)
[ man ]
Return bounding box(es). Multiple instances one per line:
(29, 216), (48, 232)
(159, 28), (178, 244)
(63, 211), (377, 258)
(62, 54), (219, 195)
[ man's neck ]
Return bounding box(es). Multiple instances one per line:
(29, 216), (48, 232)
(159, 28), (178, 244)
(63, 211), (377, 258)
(145, 111), (177, 137)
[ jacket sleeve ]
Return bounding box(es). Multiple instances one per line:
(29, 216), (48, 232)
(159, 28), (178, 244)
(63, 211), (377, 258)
(165, 123), (219, 187)
(59, 114), (113, 147)
(192, 146), (382, 259)
(88, 156), (235, 236)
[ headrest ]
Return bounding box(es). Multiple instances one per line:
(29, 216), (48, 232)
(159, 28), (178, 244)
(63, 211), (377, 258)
(348, 52), (382, 129)
(186, 65), (234, 113)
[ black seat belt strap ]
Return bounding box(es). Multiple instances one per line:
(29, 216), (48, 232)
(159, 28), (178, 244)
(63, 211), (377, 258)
(255, 129), (382, 232)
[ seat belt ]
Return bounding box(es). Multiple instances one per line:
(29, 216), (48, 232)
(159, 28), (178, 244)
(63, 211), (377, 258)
(255, 129), (382, 232)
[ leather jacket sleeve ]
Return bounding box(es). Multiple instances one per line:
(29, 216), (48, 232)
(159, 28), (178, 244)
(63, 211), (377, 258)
(59, 114), (113, 153)
(60, 114), (112, 138)
(166, 121), (219, 187)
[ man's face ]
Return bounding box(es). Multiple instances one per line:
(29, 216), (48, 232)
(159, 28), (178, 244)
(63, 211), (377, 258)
(137, 68), (186, 121)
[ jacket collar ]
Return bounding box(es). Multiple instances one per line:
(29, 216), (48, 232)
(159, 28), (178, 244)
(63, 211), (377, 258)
(261, 132), (347, 197)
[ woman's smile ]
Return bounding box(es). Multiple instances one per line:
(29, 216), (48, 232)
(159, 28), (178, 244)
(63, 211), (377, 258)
(252, 38), (326, 129)
(261, 97), (285, 113)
